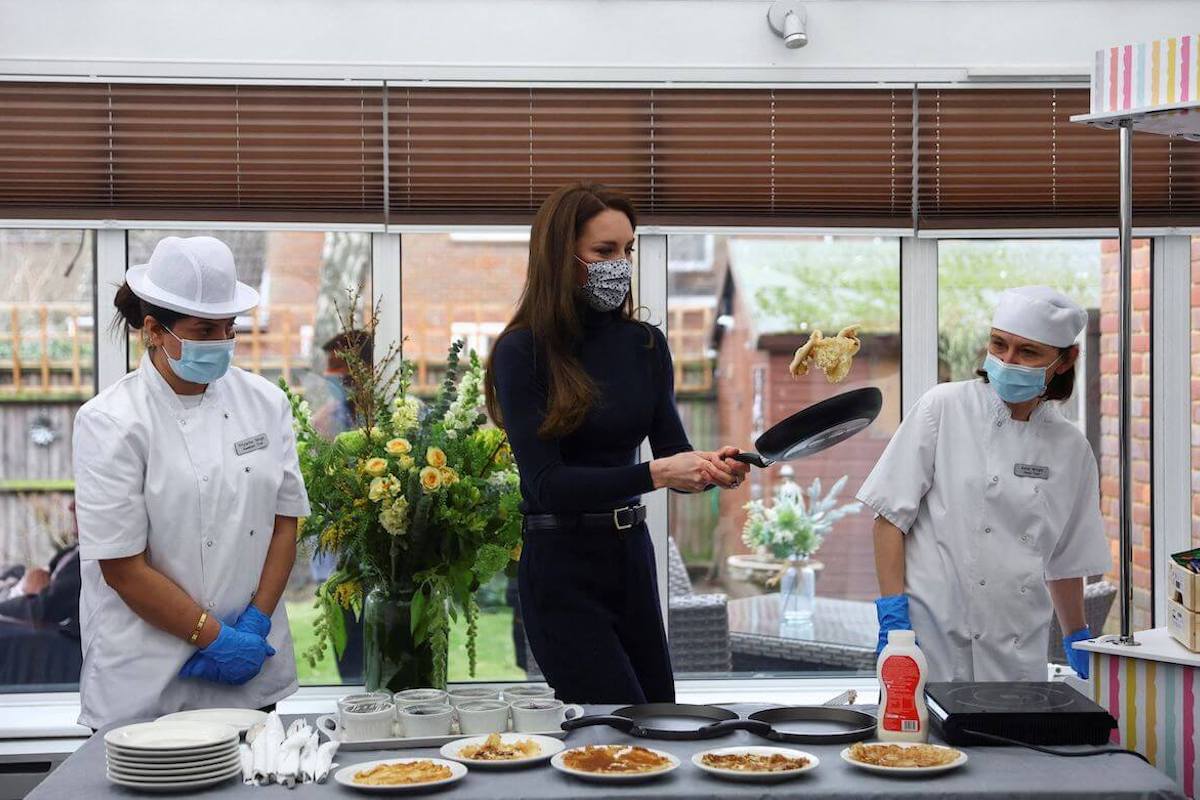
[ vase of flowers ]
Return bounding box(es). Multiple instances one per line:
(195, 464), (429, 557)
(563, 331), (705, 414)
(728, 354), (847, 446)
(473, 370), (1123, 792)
(284, 304), (522, 692)
(741, 467), (861, 627)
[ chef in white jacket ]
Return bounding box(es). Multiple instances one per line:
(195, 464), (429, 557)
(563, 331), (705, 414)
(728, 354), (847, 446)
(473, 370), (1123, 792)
(73, 236), (311, 729)
(858, 286), (1110, 683)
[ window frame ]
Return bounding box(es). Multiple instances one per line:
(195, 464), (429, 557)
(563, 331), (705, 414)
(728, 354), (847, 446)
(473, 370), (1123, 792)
(0, 218), (1193, 701)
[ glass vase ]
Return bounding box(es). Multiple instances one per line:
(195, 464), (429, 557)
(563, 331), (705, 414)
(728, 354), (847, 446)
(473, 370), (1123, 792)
(779, 555), (816, 629)
(362, 585), (447, 693)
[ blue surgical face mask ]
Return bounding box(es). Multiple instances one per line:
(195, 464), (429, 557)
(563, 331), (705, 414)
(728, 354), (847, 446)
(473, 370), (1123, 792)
(164, 326), (235, 384)
(983, 352), (1061, 404)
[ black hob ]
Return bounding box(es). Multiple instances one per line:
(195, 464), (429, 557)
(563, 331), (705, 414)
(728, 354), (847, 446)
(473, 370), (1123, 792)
(925, 682), (1116, 746)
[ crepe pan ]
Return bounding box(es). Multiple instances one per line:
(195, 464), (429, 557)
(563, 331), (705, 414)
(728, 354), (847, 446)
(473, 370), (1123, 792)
(559, 703), (738, 741)
(732, 387), (883, 468)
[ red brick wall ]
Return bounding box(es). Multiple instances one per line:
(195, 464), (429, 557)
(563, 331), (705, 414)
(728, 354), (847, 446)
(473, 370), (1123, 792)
(1193, 236), (1200, 551)
(1098, 238), (1153, 632)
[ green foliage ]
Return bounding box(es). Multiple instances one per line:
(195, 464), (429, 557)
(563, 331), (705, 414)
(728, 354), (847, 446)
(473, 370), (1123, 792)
(284, 296), (523, 678)
(742, 475), (861, 561)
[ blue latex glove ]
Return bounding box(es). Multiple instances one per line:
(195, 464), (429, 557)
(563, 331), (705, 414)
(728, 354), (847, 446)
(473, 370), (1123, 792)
(1063, 626), (1093, 679)
(875, 594), (912, 656)
(178, 622), (275, 685)
(233, 604), (271, 639)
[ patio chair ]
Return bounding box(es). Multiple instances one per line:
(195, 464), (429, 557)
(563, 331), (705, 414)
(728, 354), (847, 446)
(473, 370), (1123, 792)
(1047, 580), (1118, 664)
(666, 537), (732, 674)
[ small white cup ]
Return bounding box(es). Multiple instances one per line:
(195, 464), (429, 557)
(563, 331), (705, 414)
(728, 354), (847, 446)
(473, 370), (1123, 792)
(393, 688), (449, 709)
(400, 703), (455, 737)
(447, 686), (501, 707)
(510, 699), (582, 733)
(456, 700), (512, 736)
(337, 697), (396, 742)
(501, 684), (555, 704)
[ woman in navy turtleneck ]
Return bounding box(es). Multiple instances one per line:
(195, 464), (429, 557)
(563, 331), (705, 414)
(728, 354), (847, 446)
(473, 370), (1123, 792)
(484, 183), (750, 704)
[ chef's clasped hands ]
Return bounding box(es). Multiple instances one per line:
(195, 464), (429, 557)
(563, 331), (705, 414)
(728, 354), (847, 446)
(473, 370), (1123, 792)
(178, 604), (275, 686)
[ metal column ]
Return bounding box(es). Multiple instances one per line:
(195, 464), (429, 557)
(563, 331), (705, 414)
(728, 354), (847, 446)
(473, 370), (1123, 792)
(1116, 120), (1138, 647)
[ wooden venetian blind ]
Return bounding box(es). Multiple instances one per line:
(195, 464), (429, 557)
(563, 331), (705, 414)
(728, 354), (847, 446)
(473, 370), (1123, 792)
(0, 82), (385, 222)
(387, 87), (915, 226)
(917, 88), (1200, 228)
(2, 81), (1196, 227)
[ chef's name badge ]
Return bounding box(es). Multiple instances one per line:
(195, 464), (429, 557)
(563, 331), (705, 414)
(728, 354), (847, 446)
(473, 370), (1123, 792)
(234, 433), (269, 456)
(1014, 463), (1050, 480)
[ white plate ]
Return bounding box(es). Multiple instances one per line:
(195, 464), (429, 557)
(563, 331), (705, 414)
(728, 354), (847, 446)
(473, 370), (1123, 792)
(105, 721), (239, 751)
(106, 740), (238, 761)
(105, 762), (242, 792)
(840, 742), (968, 776)
(333, 757), (468, 793)
(107, 755), (241, 780)
(156, 708), (268, 733)
(439, 733), (565, 768)
(691, 746), (820, 783)
(550, 745), (680, 783)
(107, 759), (242, 783)
(106, 747), (239, 770)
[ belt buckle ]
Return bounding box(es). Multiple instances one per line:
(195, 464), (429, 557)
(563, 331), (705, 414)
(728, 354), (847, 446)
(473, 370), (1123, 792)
(612, 506), (635, 531)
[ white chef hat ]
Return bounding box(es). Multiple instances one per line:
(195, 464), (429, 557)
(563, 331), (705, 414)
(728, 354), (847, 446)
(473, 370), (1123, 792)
(991, 286), (1087, 348)
(127, 236), (259, 320)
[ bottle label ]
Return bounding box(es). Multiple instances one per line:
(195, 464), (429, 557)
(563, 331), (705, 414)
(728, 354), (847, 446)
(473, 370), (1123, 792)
(881, 655), (922, 733)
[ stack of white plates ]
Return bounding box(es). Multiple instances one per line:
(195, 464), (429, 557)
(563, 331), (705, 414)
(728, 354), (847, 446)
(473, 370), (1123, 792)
(104, 721), (241, 792)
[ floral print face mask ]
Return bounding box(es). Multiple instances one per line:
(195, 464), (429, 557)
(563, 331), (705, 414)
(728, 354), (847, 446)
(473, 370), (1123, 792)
(575, 255), (632, 312)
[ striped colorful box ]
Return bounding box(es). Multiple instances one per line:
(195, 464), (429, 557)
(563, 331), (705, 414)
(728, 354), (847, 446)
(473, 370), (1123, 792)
(1089, 635), (1198, 798)
(1092, 34), (1200, 115)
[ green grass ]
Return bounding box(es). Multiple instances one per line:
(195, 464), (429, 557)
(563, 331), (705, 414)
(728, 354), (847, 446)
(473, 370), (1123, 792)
(0, 479), (75, 492)
(287, 600), (526, 686)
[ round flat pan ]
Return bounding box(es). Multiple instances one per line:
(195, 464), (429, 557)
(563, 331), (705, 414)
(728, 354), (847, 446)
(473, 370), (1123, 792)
(753, 387), (882, 463)
(697, 706), (876, 744)
(560, 703), (738, 741)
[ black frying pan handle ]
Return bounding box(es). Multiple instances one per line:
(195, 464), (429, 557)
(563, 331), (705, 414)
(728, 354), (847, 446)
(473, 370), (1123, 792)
(732, 452), (770, 468)
(699, 718), (775, 738)
(560, 714), (637, 734)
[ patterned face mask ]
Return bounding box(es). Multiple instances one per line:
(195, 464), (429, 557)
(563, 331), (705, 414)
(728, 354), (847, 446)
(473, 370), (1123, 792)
(575, 255), (632, 312)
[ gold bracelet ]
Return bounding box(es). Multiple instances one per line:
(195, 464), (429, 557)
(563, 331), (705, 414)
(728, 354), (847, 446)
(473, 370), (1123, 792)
(189, 611), (209, 644)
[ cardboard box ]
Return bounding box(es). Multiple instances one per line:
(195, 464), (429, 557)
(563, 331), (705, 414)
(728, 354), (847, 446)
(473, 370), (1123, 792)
(1169, 560), (1200, 612)
(1167, 599), (1200, 652)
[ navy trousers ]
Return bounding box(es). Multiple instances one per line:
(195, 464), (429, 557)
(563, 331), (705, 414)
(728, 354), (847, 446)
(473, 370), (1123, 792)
(518, 521), (675, 705)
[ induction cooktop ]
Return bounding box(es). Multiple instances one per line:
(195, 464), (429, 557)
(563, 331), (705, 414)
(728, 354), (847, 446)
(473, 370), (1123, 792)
(925, 682), (1117, 746)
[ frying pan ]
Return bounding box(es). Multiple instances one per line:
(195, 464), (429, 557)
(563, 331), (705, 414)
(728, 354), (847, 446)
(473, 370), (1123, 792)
(560, 703), (738, 741)
(701, 706), (878, 745)
(733, 387), (883, 469)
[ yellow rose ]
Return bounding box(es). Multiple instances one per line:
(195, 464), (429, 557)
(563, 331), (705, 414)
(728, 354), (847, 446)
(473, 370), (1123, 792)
(426, 447), (447, 468)
(386, 438), (412, 456)
(419, 466), (443, 492)
(368, 476), (390, 502)
(510, 542), (523, 561)
(363, 457), (389, 477)
(440, 467), (459, 485)
(397, 454), (415, 472)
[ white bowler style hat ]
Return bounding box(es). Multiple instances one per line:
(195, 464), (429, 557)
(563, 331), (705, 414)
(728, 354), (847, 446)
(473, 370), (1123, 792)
(126, 236), (260, 320)
(991, 285), (1087, 348)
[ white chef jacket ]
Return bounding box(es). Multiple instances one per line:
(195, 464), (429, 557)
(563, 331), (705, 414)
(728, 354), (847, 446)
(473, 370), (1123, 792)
(73, 353), (311, 729)
(857, 379), (1110, 683)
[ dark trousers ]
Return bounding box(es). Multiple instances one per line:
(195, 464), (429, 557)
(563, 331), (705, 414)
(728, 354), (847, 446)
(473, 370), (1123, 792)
(518, 520), (675, 705)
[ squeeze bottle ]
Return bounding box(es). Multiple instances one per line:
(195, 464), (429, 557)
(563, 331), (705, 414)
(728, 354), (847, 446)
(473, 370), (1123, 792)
(876, 629), (929, 742)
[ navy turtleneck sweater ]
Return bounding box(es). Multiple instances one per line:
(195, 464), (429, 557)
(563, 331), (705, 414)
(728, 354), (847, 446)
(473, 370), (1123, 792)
(490, 305), (693, 514)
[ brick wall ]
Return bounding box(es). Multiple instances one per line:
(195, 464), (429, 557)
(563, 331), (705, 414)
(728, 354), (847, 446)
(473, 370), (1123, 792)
(1098, 238), (1153, 632)
(1193, 236), (1200, 551)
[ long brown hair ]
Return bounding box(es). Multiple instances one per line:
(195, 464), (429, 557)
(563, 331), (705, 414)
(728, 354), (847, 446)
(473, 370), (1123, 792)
(484, 183), (639, 439)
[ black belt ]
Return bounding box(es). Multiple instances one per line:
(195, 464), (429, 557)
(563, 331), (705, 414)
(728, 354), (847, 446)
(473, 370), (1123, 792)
(523, 504), (647, 534)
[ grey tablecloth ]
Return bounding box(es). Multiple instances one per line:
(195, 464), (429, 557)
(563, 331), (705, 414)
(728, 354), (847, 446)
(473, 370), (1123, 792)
(27, 704), (1185, 800)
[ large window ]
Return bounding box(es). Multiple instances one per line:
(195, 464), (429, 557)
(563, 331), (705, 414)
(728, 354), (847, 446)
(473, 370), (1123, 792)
(402, 232), (530, 683)
(666, 234), (901, 677)
(938, 239), (1152, 635)
(0, 229), (95, 690)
